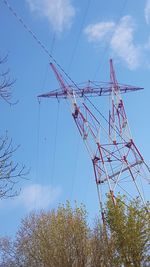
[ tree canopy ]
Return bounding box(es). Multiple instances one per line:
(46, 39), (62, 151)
(0, 197), (149, 267)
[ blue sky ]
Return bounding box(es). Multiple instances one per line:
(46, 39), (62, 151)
(0, 0), (150, 236)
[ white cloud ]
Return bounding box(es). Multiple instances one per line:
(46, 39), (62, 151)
(17, 183), (61, 210)
(145, 0), (150, 24)
(84, 16), (141, 70)
(110, 16), (140, 70)
(26, 0), (75, 32)
(84, 22), (115, 42)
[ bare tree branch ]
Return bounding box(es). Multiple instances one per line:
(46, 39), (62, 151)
(0, 133), (28, 199)
(0, 55), (28, 199)
(0, 55), (17, 105)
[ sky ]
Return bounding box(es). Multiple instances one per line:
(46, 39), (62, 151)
(0, 0), (150, 237)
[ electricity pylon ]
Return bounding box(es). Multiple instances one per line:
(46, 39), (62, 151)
(38, 60), (150, 222)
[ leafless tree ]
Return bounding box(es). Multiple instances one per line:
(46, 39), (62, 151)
(0, 55), (27, 199)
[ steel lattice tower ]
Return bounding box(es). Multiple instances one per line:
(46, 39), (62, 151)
(38, 60), (150, 222)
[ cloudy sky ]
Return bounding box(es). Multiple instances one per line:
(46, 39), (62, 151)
(0, 0), (150, 236)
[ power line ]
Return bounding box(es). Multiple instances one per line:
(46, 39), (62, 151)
(35, 100), (41, 208)
(51, 102), (60, 186)
(2, 0), (79, 91)
(2, 0), (138, 147)
(67, 0), (91, 71)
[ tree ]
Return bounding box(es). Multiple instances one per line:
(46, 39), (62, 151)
(2, 202), (90, 267)
(0, 55), (26, 199)
(90, 219), (120, 267)
(106, 196), (150, 267)
(0, 198), (149, 266)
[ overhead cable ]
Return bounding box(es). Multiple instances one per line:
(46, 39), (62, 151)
(2, 0), (80, 90)
(2, 0), (135, 145)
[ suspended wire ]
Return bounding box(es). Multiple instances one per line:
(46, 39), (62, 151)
(3, 0), (149, 191)
(35, 29), (55, 187)
(34, 100), (41, 209)
(3, 0), (150, 218)
(35, 33), (55, 186)
(36, 33), (57, 188)
(2, 0), (130, 133)
(50, 102), (60, 186)
(2, 0), (135, 145)
(92, 0), (128, 79)
(2, 0), (80, 92)
(3, 0), (141, 147)
(67, 0), (91, 200)
(70, 137), (80, 201)
(35, 100), (41, 177)
(4, 0), (149, 191)
(41, 33), (56, 93)
(3, 0), (149, 213)
(67, 0), (91, 71)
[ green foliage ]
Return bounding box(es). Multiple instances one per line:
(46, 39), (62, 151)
(106, 196), (150, 267)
